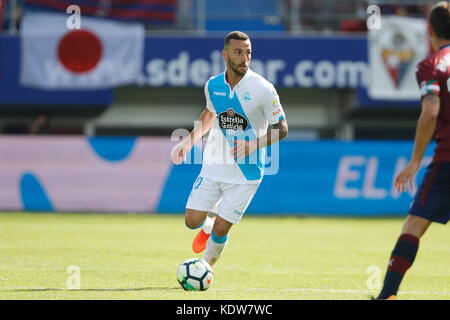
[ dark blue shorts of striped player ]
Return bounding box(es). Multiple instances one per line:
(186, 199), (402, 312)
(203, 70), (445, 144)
(410, 162), (450, 224)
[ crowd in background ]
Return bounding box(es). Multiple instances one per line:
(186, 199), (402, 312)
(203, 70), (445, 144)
(282, 0), (435, 32)
(0, 0), (437, 33)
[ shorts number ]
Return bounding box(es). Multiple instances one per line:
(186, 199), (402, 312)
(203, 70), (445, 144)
(194, 177), (203, 190)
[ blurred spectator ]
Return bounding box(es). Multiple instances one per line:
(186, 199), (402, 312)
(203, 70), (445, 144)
(283, 0), (433, 33)
(3, 123), (27, 134)
(23, 0), (176, 30)
(1, 115), (51, 134)
(340, 19), (366, 33)
(0, 0), (438, 34)
(1, 0), (22, 32)
(29, 114), (52, 135)
(0, 0), (6, 31)
(339, 1), (367, 33)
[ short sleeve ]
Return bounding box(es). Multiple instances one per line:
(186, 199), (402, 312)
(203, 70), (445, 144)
(416, 60), (440, 100)
(204, 79), (215, 112)
(262, 84), (285, 125)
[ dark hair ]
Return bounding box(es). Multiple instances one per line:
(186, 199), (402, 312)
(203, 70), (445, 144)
(429, 2), (450, 40)
(224, 31), (250, 48)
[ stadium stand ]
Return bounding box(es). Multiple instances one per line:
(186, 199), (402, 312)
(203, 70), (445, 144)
(200, 0), (284, 32)
(23, 0), (177, 25)
(1, 0), (436, 33)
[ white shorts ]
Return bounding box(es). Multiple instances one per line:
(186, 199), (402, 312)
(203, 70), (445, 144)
(186, 176), (259, 224)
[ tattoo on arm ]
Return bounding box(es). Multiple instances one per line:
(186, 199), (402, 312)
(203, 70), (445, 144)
(259, 120), (288, 148)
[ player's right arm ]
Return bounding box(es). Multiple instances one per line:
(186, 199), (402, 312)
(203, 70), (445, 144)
(395, 94), (440, 192)
(170, 107), (216, 165)
(171, 80), (216, 165)
(395, 59), (442, 192)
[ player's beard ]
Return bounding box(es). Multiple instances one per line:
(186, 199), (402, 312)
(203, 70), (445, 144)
(226, 58), (248, 76)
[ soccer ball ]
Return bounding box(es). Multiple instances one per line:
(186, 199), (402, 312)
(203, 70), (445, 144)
(177, 258), (214, 291)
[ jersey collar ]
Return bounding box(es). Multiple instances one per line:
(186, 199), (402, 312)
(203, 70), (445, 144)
(224, 68), (251, 90)
(438, 43), (450, 51)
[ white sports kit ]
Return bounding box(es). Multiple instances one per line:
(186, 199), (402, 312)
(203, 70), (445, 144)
(186, 69), (286, 224)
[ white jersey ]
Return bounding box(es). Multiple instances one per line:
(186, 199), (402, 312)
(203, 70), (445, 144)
(200, 69), (286, 185)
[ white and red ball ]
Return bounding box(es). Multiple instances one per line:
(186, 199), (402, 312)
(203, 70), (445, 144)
(177, 258), (214, 291)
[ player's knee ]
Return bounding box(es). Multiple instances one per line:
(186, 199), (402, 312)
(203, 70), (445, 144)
(212, 219), (233, 237)
(402, 215), (431, 238)
(184, 209), (205, 229)
(184, 215), (199, 229)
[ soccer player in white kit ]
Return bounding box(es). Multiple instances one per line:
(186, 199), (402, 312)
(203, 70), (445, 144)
(171, 31), (288, 267)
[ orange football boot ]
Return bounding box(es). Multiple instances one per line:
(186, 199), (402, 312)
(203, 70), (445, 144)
(372, 295), (397, 300)
(192, 229), (211, 253)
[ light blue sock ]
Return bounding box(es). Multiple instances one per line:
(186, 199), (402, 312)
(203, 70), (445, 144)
(211, 231), (228, 243)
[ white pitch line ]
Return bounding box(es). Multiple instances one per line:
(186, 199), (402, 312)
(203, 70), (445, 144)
(210, 287), (450, 296)
(1, 286), (449, 297)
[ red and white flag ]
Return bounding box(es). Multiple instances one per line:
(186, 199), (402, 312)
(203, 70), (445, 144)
(20, 12), (144, 90)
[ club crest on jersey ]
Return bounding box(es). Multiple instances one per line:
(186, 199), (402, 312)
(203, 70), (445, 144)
(243, 91), (252, 101)
(218, 108), (248, 131)
(380, 30), (416, 88)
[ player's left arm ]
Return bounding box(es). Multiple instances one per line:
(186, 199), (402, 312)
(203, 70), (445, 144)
(254, 118), (289, 148)
(231, 118), (288, 162)
(231, 86), (288, 162)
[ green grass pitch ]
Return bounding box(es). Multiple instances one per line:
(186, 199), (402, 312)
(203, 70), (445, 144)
(0, 212), (448, 300)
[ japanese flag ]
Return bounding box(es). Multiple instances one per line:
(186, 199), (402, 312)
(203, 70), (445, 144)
(20, 12), (144, 90)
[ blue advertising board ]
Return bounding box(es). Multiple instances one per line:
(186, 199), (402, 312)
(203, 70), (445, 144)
(157, 140), (435, 216)
(1, 33), (418, 106)
(0, 136), (435, 215)
(139, 34), (368, 89)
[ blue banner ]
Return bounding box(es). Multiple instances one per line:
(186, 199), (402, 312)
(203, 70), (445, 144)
(157, 140), (435, 216)
(1, 33), (419, 106)
(140, 35), (368, 89)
